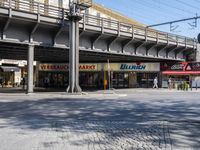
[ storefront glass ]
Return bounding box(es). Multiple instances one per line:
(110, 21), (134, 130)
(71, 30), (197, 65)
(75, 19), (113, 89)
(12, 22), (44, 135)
(39, 72), (68, 88)
(162, 75), (189, 88)
(137, 73), (159, 88)
(37, 63), (160, 89)
(0, 72), (14, 87)
(80, 72), (101, 89)
(111, 72), (129, 88)
(161, 62), (200, 88)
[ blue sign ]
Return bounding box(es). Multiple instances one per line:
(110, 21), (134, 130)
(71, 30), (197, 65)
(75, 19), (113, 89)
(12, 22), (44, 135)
(120, 64), (146, 70)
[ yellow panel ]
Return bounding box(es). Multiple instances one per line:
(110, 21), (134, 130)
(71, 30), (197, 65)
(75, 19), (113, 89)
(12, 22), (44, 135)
(44, 0), (48, 5)
(78, 0), (92, 7)
(92, 3), (146, 27)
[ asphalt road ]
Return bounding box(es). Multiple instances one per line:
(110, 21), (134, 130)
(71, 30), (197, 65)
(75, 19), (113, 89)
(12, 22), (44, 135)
(0, 89), (200, 150)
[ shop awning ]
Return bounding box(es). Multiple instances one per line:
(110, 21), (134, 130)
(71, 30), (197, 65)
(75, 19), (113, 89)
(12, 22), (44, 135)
(162, 71), (200, 75)
(0, 66), (20, 72)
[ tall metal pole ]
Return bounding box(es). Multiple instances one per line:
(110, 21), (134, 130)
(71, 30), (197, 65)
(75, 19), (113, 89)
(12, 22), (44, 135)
(67, 0), (82, 93)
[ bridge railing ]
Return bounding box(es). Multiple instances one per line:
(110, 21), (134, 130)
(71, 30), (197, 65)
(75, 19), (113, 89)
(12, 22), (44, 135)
(0, 0), (197, 47)
(83, 13), (197, 47)
(0, 0), (65, 18)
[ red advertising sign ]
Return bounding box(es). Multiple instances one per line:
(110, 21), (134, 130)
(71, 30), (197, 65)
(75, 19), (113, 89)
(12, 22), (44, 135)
(161, 62), (200, 75)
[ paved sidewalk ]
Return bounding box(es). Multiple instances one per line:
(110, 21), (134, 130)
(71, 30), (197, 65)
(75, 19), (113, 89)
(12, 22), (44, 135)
(0, 90), (200, 150)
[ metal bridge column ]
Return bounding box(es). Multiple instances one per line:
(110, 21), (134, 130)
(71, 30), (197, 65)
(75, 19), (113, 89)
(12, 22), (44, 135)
(27, 44), (34, 93)
(67, 19), (82, 93)
(66, 1), (82, 93)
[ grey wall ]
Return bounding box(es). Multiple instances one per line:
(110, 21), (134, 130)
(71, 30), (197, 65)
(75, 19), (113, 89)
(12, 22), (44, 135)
(196, 43), (200, 62)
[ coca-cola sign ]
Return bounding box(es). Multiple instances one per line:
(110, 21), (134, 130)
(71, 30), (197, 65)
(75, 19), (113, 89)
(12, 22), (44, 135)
(161, 62), (200, 71)
(189, 62), (200, 71)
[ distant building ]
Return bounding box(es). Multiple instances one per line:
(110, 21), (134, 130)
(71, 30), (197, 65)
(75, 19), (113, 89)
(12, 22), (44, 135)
(0, 59), (36, 87)
(197, 43), (200, 62)
(31, 0), (145, 26)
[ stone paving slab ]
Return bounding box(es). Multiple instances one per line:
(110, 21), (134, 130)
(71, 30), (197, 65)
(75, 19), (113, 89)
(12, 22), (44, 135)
(0, 120), (172, 150)
(1, 119), (200, 150)
(0, 91), (200, 150)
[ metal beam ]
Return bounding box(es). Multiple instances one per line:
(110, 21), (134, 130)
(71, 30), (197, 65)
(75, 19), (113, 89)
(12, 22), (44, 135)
(122, 39), (134, 53)
(134, 41), (145, 55)
(53, 8), (65, 46)
(2, 19), (11, 40)
(175, 47), (189, 58)
(1, 5), (12, 39)
(91, 34), (102, 50)
(156, 44), (168, 57)
(183, 48), (195, 55)
(53, 25), (64, 46)
(107, 36), (118, 51)
(29, 13), (40, 43)
(145, 43), (156, 56)
(166, 45), (177, 58)
(79, 30), (84, 38)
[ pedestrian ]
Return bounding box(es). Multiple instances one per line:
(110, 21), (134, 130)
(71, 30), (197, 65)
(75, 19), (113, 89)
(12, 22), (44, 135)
(44, 76), (50, 88)
(189, 79), (193, 91)
(153, 77), (158, 89)
(168, 77), (172, 90)
(22, 77), (26, 90)
(0, 77), (3, 88)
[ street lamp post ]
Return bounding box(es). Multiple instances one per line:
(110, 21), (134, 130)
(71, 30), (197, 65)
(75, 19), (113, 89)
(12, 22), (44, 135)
(66, 0), (92, 93)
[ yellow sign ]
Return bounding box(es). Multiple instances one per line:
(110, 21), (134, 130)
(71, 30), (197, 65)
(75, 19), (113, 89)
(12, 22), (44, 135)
(39, 64), (98, 72)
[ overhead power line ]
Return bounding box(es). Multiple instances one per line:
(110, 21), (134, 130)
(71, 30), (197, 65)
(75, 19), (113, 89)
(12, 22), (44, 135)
(147, 15), (200, 28)
(175, 0), (200, 11)
(151, 0), (196, 15)
(126, 0), (179, 20)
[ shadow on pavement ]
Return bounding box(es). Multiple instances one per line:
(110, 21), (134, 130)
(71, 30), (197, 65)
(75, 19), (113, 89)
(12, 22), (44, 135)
(0, 96), (200, 149)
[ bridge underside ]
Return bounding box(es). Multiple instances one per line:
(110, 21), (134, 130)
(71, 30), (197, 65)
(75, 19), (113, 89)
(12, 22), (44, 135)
(0, 41), (177, 62)
(0, 6), (196, 63)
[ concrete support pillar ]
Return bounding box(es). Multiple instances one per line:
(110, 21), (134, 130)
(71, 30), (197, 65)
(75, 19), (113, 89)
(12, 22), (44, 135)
(27, 44), (34, 93)
(35, 61), (40, 87)
(67, 19), (82, 93)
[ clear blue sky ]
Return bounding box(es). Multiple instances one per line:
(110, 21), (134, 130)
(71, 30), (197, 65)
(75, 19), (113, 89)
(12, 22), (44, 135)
(94, 0), (200, 38)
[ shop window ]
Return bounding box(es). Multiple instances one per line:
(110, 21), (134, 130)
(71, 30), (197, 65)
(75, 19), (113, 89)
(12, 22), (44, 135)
(79, 72), (100, 89)
(39, 72), (68, 88)
(111, 72), (129, 88)
(137, 73), (158, 88)
(0, 72), (14, 87)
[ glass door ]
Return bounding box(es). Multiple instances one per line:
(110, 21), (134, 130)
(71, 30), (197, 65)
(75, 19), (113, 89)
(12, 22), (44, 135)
(111, 72), (129, 88)
(137, 73), (159, 88)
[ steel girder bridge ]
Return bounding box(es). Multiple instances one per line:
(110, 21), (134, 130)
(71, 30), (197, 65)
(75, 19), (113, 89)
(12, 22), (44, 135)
(0, 0), (198, 92)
